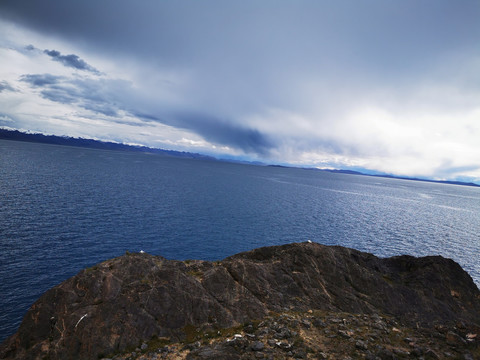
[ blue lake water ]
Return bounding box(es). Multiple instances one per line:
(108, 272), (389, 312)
(1, 139), (480, 342)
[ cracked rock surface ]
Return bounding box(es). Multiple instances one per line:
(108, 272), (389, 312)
(1, 242), (479, 360)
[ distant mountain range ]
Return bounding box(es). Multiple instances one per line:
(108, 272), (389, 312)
(271, 163), (480, 188)
(304, 168), (480, 188)
(0, 128), (215, 160)
(1, 128), (478, 187)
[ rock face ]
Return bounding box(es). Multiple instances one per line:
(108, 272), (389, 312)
(1, 242), (479, 360)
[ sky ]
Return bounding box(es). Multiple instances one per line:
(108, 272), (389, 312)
(1, 0), (480, 182)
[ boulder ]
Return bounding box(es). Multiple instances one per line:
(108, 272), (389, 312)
(1, 242), (479, 359)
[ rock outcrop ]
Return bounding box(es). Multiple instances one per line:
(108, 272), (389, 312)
(1, 242), (479, 360)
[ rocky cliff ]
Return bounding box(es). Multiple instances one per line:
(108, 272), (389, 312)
(1, 242), (479, 359)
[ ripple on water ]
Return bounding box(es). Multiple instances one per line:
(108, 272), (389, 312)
(1, 140), (479, 342)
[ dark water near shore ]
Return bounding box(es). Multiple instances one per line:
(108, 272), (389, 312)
(1, 139), (480, 342)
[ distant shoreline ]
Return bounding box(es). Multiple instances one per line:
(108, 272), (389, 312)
(1, 127), (479, 188)
(0, 128), (215, 161)
(313, 168), (480, 188)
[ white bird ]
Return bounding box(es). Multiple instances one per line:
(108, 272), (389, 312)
(140, 250), (145, 254)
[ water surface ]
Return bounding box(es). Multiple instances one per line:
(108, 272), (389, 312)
(1, 139), (479, 342)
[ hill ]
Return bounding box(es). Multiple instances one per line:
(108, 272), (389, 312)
(1, 242), (479, 359)
(0, 128), (214, 160)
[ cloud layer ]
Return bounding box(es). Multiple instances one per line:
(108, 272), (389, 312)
(1, 0), (480, 182)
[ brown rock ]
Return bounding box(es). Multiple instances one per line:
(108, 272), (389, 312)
(424, 348), (441, 359)
(446, 331), (467, 346)
(1, 242), (480, 360)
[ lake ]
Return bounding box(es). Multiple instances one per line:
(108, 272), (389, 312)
(1, 139), (479, 342)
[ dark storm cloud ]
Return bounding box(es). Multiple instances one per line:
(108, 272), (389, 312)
(127, 110), (272, 154)
(132, 113), (159, 122)
(131, 110), (271, 153)
(20, 74), (63, 87)
(21, 73), (82, 104)
(172, 112), (273, 155)
(4, 0), (480, 115)
(0, 81), (14, 92)
(20, 73), (120, 116)
(18, 66), (274, 153)
(81, 102), (119, 117)
(43, 49), (99, 73)
(40, 88), (77, 105)
(2, 1), (479, 72)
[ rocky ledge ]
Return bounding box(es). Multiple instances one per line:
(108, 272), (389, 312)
(1, 242), (479, 360)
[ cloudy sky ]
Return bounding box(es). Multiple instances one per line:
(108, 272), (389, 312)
(1, 1), (479, 182)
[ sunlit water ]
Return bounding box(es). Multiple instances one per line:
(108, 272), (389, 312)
(1, 140), (479, 342)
